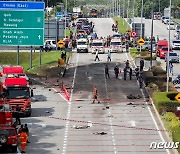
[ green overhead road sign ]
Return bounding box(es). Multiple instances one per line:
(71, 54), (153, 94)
(0, 2), (44, 46)
(0, 10), (44, 46)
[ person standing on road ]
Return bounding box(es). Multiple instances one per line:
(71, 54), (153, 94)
(107, 50), (111, 62)
(105, 64), (110, 79)
(125, 42), (129, 52)
(94, 49), (100, 61)
(24, 124), (30, 143)
(15, 105), (21, 125)
(169, 62), (174, 75)
(92, 86), (100, 104)
(114, 65), (119, 79)
(125, 60), (130, 68)
(19, 129), (28, 153)
(140, 58), (144, 71)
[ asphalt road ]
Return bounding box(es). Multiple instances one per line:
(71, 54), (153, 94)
(46, 18), (176, 154)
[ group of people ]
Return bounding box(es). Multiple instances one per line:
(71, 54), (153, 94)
(13, 105), (30, 153)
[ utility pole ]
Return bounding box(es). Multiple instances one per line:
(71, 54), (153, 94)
(166, 0), (172, 92)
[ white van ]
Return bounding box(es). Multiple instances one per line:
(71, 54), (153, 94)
(91, 39), (105, 54)
(77, 38), (88, 53)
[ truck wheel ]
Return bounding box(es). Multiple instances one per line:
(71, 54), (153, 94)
(11, 146), (17, 152)
(0, 135), (8, 144)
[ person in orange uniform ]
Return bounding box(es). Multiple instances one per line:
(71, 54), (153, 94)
(19, 129), (28, 153)
(92, 86), (100, 104)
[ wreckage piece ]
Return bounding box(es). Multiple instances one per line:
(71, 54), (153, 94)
(93, 132), (107, 135)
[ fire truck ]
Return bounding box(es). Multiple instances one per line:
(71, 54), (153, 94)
(0, 77), (33, 117)
(0, 66), (33, 116)
(0, 65), (29, 82)
(0, 104), (18, 152)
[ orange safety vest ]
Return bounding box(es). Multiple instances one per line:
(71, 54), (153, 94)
(93, 87), (97, 96)
(20, 132), (28, 144)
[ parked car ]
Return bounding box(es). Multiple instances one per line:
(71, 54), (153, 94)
(156, 40), (168, 56)
(167, 22), (175, 30)
(165, 52), (179, 63)
(162, 16), (170, 24)
(161, 16), (166, 23)
(171, 40), (180, 49)
(175, 24), (180, 33)
(159, 46), (172, 59)
(148, 42), (157, 53)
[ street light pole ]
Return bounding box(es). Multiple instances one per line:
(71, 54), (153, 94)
(133, 0), (135, 46)
(123, 0), (125, 25)
(150, 2), (154, 69)
(64, 0), (67, 38)
(119, 0), (121, 17)
(166, 0), (172, 92)
(140, 0), (143, 52)
(158, 0), (160, 12)
(126, 0), (129, 30)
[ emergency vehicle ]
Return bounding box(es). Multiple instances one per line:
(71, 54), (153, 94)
(0, 77), (33, 117)
(110, 38), (125, 52)
(0, 66), (29, 82)
(0, 104), (18, 152)
(91, 39), (105, 54)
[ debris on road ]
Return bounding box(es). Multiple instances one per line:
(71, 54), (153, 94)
(127, 102), (133, 105)
(72, 121), (92, 129)
(127, 94), (142, 99)
(93, 132), (107, 135)
(72, 125), (90, 129)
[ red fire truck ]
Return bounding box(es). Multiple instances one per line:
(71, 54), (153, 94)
(0, 77), (33, 117)
(0, 104), (18, 152)
(0, 66), (29, 82)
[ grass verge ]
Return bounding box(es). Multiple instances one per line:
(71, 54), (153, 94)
(174, 19), (180, 24)
(0, 51), (71, 75)
(113, 17), (131, 34)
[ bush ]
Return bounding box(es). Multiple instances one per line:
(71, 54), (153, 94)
(143, 56), (157, 60)
(163, 112), (178, 121)
(153, 92), (180, 113)
(151, 66), (166, 76)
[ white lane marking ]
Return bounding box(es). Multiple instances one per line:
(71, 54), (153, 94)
(125, 52), (170, 154)
(17, 147), (21, 154)
(70, 53), (79, 101)
(62, 53), (79, 154)
(52, 88), (69, 103)
(104, 75), (117, 154)
(129, 120), (136, 127)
